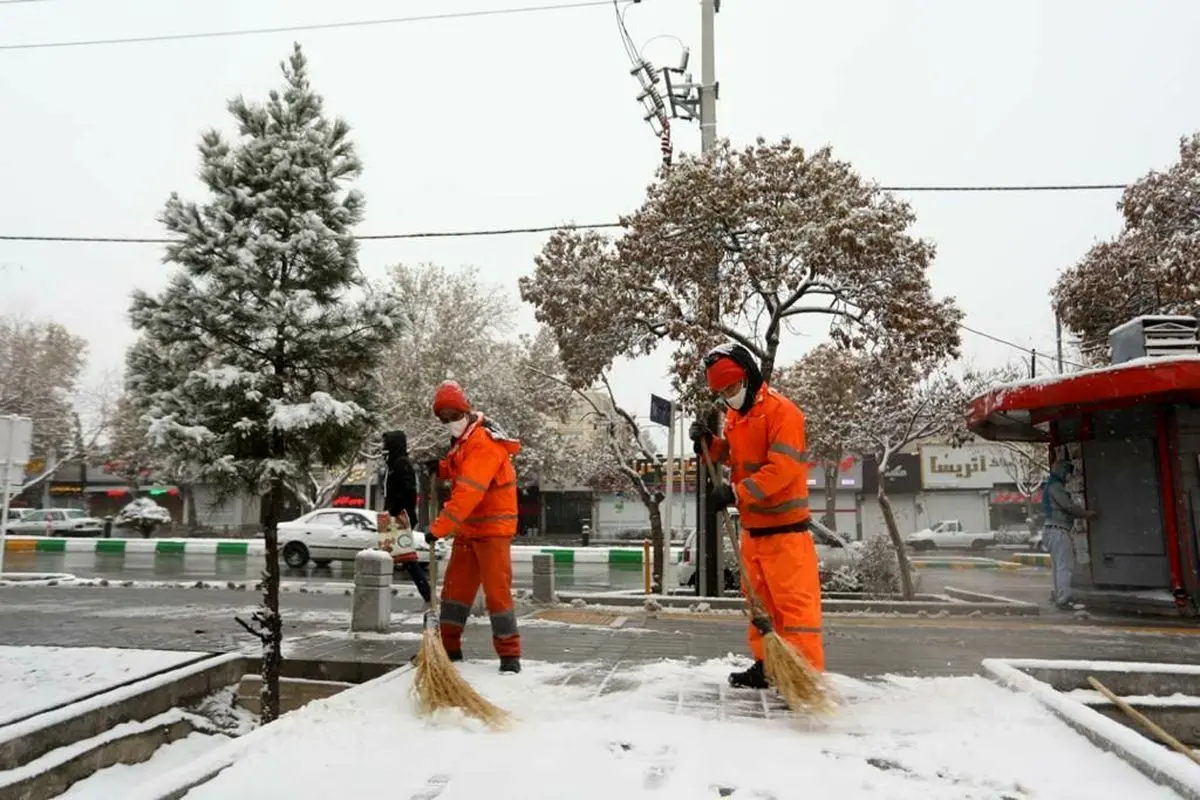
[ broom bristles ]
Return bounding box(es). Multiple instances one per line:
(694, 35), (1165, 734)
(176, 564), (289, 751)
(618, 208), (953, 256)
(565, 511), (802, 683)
(411, 629), (511, 729)
(762, 632), (834, 715)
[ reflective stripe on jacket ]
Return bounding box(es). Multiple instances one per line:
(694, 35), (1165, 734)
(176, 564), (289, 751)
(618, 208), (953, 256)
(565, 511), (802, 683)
(708, 384), (810, 533)
(431, 414), (521, 539)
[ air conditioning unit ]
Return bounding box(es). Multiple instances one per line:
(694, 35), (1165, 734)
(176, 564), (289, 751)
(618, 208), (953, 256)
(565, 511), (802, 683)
(1109, 315), (1199, 365)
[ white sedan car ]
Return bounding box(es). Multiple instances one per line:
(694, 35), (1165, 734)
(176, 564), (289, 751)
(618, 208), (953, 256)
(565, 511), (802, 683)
(277, 508), (447, 569)
(6, 508), (105, 537)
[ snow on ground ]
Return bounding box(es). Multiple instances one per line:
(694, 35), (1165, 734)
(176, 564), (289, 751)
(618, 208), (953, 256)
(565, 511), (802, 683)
(60, 732), (231, 799)
(181, 658), (1179, 800)
(0, 646), (202, 726)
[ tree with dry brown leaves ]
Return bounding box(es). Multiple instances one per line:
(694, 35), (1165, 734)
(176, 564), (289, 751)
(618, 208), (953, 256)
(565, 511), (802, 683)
(773, 344), (869, 529)
(1053, 132), (1200, 362)
(520, 137), (962, 407)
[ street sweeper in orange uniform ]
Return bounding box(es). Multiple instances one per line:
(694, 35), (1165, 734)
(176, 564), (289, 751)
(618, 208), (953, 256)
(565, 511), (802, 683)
(689, 343), (826, 688)
(425, 380), (523, 674)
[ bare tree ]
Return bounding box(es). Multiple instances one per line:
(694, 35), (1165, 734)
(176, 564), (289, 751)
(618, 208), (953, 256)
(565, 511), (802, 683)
(378, 263), (577, 486)
(773, 345), (867, 529)
(0, 317), (89, 469)
(994, 442), (1050, 534)
(526, 366), (668, 590)
(850, 359), (978, 599)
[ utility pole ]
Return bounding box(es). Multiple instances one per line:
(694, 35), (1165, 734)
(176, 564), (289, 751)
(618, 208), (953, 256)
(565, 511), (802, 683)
(699, 0), (718, 152)
(1055, 310), (1065, 374)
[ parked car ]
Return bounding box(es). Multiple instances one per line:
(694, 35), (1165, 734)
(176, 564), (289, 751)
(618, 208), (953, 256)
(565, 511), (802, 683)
(277, 507), (447, 569)
(904, 519), (995, 551)
(676, 514), (857, 589)
(6, 508), (105, 537)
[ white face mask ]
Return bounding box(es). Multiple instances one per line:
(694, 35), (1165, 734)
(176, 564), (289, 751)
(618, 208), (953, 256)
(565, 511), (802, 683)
(724, 386), (747, 410)
(445, 417), (470, 438)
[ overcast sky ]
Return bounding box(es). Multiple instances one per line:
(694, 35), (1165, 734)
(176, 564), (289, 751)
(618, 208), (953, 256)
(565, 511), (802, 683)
(3, 0), (1199, 443)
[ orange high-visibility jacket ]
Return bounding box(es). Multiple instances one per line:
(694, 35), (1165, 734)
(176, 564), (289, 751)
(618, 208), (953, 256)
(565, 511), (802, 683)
(431, 415), (521, 539)
(708, 384), (811, 533)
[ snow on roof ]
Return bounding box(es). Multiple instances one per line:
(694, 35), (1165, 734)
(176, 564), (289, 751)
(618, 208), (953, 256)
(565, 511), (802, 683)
(968, 354), (1200, 439)
(1107, 314), (1199, 336)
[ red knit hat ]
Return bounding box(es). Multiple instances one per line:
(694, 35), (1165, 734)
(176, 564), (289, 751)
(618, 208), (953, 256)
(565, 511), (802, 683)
(705, 357), (746, 393)
(432, 380), (470, 415)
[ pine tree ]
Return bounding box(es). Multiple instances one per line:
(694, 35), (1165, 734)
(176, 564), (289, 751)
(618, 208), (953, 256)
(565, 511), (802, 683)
(127, 44), (399, 722)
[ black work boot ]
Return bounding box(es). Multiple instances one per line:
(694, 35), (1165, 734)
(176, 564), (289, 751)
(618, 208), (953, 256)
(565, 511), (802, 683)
(728, 660), (768, 689)
(499, 656), (521, 674)
(447, 650), (463, 663)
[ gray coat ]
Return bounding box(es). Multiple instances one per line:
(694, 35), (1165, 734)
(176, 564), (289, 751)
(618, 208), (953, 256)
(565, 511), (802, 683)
(1044, 460), (1087, 529)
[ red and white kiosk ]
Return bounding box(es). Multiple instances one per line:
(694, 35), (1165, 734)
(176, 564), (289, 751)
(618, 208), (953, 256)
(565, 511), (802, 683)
(966, 317), (1200, 616)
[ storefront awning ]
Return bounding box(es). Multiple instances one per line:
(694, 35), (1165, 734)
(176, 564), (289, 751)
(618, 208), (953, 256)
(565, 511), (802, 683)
(967, 356), (1200, 442)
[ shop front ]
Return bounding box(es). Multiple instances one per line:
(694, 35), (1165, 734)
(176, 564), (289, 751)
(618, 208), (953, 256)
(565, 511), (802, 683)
(968, 356), (1200, 615)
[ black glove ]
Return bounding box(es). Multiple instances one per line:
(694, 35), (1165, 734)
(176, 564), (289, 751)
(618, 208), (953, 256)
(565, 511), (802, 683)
(423, 459), (440, 476)
(425, 531), (438, 547)
(711, 483), (736, 512)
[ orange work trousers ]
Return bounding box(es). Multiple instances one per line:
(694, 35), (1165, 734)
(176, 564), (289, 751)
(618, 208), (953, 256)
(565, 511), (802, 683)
(741, 530), (824, 671)
(438, 536), (521, 658)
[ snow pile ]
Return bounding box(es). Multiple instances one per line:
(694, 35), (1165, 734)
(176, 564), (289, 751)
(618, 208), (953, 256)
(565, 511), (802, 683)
(172, 659), (1176, 800)
(59, 732), (230, 799)
(0, 646), (202, 726)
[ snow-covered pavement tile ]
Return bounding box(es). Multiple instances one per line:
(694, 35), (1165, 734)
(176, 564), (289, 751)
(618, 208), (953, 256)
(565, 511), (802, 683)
(58, 731), (232, 799)
(0, 646), (203, 726)
(179, 656), (1181, 800)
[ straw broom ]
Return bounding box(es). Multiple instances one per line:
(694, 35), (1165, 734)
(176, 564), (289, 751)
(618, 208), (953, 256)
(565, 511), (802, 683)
(700, 439), (832, 714)
(411, 477), (510, 729)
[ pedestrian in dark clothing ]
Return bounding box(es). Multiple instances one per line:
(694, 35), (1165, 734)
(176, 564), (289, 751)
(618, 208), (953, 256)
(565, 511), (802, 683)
(382, 430), (432, 604)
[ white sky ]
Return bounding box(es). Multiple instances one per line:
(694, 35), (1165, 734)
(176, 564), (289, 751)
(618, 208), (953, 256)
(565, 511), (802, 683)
(3, 0), (1199, 446)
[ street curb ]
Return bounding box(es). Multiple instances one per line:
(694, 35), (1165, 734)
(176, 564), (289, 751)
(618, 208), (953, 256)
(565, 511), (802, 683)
(911, 558), (1027, 571)
(520, 545), (682, 565)
(2, 536), (261, 556)
(1011, 552), (1051, 567)
(2, 538), (678, 564)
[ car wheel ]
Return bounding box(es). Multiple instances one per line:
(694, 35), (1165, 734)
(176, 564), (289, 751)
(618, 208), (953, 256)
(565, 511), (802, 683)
(313, 559), (332, 568)
(282, 542), (309, 569)
(970, 539), (989, 552)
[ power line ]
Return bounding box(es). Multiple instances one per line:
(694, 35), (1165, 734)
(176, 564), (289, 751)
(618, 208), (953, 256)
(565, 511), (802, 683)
(959, 323), (1086, 371)
(0, 182), (1131, 245)
(0, 0), (618, 51)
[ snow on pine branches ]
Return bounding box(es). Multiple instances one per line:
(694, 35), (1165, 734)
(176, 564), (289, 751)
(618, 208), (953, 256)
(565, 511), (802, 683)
(125, 44), (398, 723)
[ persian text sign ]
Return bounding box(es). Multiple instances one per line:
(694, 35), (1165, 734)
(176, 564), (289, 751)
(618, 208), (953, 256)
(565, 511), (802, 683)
(919, 444), (1014, 490)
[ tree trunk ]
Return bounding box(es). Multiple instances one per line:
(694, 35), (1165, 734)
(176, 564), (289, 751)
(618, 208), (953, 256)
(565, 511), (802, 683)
(878, 486), (915, 599)
(647, 499), (665, 594)
(259, 480), (285, 723)
(183, 484), (198, 532)
(822, 456), (839, 530)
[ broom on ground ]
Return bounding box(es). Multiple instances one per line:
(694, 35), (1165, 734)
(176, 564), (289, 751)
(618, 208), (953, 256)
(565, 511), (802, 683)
(699, 439), (832, 714)
(411, 478), (510, 729)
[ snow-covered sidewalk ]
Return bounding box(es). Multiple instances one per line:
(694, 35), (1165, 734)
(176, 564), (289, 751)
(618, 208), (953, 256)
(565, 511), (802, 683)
(0, 646), (203, 726)
(172, 657), (1178, 800)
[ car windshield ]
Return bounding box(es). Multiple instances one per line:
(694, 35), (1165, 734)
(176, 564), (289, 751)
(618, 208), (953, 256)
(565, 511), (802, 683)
(930, 521), (949, 532)
(64, 510), (87, 519)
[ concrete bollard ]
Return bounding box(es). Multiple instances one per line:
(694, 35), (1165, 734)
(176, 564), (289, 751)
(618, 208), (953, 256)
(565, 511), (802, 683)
(531, 553), (555, 604)
(351, 550), (394, 633)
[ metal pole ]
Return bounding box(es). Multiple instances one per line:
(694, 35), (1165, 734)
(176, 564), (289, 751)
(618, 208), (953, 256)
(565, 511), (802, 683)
(1055, 310), (1065, 374)
(662, 402), (675, 594)
(0, 419), (15, 576)
(697, 0), (723, 598)
(699, 0), (717, 152)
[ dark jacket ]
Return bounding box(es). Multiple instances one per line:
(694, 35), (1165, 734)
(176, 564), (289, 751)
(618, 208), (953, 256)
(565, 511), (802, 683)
(382, 430), (418, 526)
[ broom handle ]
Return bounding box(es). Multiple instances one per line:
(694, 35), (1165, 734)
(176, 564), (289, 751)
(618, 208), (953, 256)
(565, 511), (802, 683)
(1088, 676), (1200, 766)
(698, 438), (769, 620)
(426, 472), (440, 612)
